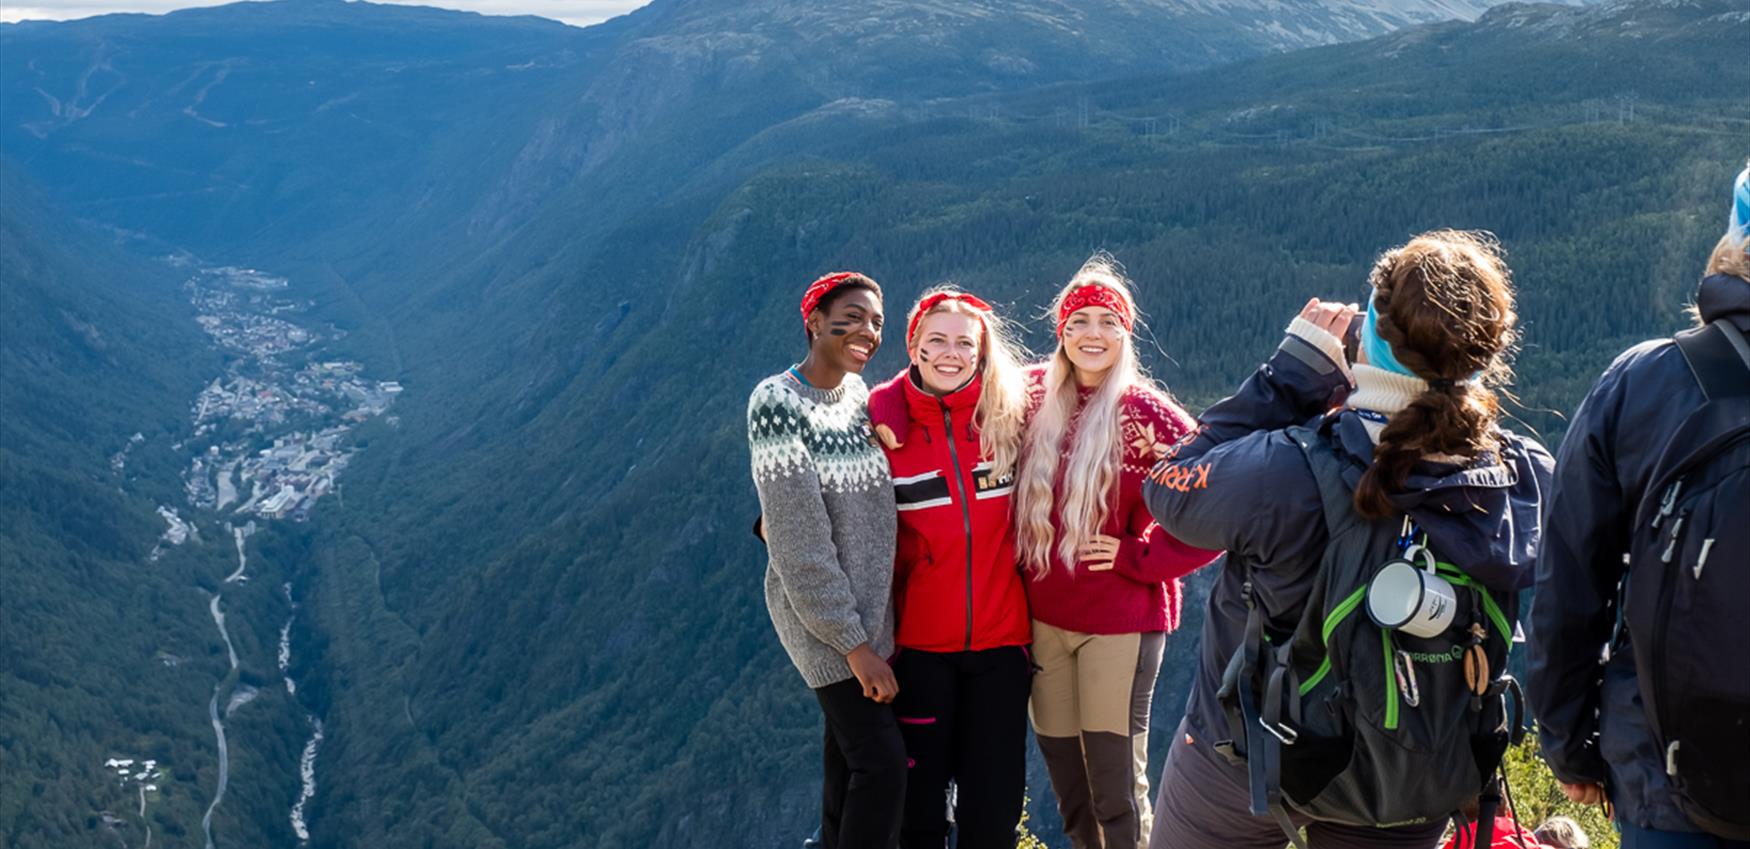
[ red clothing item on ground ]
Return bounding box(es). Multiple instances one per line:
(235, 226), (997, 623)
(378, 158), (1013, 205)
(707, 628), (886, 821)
(1444, 816), (1545, 849)
(1020, 365), (1221, 635)
(869, 370), (1031, 653)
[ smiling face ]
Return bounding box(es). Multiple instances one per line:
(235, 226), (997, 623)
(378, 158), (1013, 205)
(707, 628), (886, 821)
(807, 286), (883, 374)
(910, 309), (982, 395)
(1059, 306), (1124, 383)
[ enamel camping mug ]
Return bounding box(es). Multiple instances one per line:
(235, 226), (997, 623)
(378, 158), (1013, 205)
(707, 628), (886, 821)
(1366, 544), (1458, 639)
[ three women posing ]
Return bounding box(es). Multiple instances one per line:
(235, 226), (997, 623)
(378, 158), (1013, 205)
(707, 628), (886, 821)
(751, 260), (1215, 849)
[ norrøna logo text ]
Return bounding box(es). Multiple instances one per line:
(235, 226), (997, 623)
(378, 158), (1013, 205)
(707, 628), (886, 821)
(1401, 646), (1466, 664)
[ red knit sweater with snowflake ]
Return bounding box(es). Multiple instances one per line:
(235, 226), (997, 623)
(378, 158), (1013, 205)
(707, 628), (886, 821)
(1020, 365), (1220, 635)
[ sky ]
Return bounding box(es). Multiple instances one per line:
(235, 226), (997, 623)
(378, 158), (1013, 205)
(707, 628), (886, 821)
(0, 0), (648, 26)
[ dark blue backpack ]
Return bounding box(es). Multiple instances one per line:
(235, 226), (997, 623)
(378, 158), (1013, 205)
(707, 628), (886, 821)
(1624, 319), (1750, 840)
(1217, 421), (1521, 849)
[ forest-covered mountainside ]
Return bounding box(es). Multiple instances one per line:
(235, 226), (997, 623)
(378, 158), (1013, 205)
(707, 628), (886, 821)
(0, 164), (317, 849)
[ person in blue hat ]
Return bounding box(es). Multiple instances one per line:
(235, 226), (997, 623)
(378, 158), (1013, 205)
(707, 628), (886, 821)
(1527, 162), (1750, 849)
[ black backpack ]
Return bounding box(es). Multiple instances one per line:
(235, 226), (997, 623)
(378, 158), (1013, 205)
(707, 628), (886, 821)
(1217, 421), (1521, 849)
(1623, 319), (1750, 840)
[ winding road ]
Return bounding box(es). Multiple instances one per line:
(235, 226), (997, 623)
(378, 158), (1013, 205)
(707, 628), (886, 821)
(202, 524), (246, 848)
(138, 783), (153, 849)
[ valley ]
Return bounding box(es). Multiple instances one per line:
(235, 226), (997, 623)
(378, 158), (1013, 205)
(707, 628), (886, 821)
(172, 259), (391, 848)
(1, 240), (389, 848)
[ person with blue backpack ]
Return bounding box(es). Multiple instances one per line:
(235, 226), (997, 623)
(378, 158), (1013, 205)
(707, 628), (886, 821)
(1138, 230), (1554, 849)
(1526, 164), (1750, 849)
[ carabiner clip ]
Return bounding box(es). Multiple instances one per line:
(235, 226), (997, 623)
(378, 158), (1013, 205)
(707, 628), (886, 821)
(1259, 716), (1299, 745)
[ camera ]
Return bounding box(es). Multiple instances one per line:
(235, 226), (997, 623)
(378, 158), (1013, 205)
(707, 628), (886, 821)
(1341, 313), (1365, 364)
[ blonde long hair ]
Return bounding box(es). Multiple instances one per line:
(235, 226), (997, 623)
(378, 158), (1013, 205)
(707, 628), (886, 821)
(1015, 254), (1156, 578)
(907, 286), (1030, 480)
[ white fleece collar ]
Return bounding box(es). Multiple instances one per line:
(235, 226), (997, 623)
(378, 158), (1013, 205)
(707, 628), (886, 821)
(1347, 364), (1428, 417)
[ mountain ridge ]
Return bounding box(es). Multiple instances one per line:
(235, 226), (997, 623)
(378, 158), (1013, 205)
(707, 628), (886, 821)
(0, 0), (1600, 259)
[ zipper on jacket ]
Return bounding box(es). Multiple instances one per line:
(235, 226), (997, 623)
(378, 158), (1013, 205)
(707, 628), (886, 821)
(1651, 504), (1691, 763)
(941, 400), (976, 651)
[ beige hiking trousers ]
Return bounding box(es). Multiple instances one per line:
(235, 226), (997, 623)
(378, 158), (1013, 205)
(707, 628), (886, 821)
(1029, 619), (1166, 849)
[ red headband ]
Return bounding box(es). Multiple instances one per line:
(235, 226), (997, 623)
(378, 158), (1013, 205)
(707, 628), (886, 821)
(800, 272), (861, 325)
(1056, 284), (1134, 337)
(906, 291), (992, 346)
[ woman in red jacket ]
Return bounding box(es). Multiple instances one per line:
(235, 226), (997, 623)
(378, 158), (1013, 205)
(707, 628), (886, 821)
(866, 286), (1033, 849)
(1013, 255), (1220, 849)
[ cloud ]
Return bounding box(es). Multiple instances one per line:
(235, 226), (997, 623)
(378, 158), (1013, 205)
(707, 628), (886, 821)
(2, 0), (237, 22)
(1, 0), (648, 27)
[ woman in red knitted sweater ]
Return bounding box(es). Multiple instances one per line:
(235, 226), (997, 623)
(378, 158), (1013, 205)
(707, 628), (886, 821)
(1014, 255), (1220, 849)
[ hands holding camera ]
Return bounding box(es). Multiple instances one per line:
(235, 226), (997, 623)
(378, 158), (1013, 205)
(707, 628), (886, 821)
(1299, 297), (1362, 357)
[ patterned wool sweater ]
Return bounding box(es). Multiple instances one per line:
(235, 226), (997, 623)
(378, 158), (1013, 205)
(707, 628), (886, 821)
(748, 370), (897, 688)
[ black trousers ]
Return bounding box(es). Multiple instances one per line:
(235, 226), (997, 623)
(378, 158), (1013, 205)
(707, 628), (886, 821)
(815, 677), (909, 849)
(892, 646), (1033, 849)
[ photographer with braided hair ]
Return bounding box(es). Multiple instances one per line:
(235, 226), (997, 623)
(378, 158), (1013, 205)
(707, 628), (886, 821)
(1139, 230), (1554, 849)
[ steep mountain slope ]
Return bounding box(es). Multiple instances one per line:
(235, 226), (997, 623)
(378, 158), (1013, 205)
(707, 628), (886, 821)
(0, 166), (273, 848)
(0, 0), (1586, 265)
(592, 0), (1583, 99)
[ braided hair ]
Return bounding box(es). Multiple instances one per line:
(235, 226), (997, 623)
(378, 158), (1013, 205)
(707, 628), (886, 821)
(1353, 230), (1519, 519)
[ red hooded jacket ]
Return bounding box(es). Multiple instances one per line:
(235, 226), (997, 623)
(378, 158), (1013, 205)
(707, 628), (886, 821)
(869, 370), (1031, 653)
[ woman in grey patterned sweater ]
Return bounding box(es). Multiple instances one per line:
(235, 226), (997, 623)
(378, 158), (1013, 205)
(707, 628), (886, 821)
(748, 272), (904, 849)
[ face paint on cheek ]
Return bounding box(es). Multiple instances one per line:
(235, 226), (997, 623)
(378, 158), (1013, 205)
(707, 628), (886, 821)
(828, 320), (854, 337)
